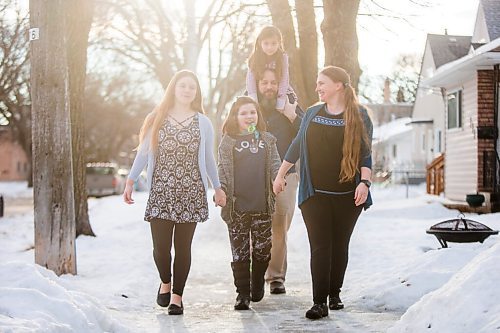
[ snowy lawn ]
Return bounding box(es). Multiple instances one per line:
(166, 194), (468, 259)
(0, 182), (499, 332)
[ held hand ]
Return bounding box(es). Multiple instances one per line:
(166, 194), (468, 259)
(214, 188), (227, 207)
(279, 98), (298, 123)
(354, 182), (369, 206)
(273, 176), (287, 195)
(123, 183), (135, 205)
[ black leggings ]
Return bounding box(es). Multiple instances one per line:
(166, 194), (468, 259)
(150, 219), (197, 296)
(300, 193), (362, 304)
(228, 212), (272, 263)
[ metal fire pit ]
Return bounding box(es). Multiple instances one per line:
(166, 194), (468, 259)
(426, 214), (498, 248)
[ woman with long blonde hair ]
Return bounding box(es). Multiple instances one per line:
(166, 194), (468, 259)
(273, 66), (373, 320)
(124, 70), (226, 315)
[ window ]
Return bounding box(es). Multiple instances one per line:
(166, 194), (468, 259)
(392, 144), (397, 158)
(447, 90), (462, 129)
(435, 129), (442, 153)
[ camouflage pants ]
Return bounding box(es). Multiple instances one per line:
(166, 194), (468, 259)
(228, 212), (272, 263)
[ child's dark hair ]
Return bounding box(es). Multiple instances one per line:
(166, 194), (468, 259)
(222, 96), (267, 136)
(248, 26), (285, 82)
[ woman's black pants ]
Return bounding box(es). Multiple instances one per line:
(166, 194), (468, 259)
(300, 193), (362, 304)
(150, 218), (197, 296)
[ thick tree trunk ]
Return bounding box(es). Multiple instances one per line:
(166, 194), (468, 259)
(20, 120), (33, 188)
(296, 0), (318, 106)
(29, 0), (76, 275)
(66, 0), (95, 238)
(267, 0), (318, 108)
(267, 0), (305, 107)
(321, 0), (361, 91)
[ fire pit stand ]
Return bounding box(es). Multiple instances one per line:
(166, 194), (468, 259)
(426, 214), (498, 248)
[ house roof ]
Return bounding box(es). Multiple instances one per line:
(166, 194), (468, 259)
(482, 0), (500, 41)
(423, 37), (500, 87)
(373, 117), (413, 144)
(427, 34), (472, 68)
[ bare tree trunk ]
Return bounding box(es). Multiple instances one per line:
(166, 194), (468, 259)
(66, 0), (95, 238)
(296, 0), (318, 106)
(321, 0), (361, 91)
(19, 109), (33, 188)
(30, 0), (76, 275)
(267, 0), (317, 108)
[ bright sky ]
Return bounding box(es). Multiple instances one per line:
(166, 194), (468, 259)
(357, 0), (479, 75)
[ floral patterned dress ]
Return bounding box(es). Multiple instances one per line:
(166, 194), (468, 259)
(144, 114), (209, 223)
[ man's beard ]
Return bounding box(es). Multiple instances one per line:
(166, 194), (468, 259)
(257, 91), (277, 114)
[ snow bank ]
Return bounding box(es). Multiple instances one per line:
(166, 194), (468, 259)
(0, 262), (126, 333)
(388, 241), (500, 333)
(0, 181), (32, 199)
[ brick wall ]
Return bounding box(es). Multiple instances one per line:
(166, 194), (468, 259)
(477, 70), (497, 192)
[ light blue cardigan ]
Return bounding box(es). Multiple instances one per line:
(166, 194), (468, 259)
(127, 113), (221, 192)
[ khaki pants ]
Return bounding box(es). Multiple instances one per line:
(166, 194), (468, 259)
(265, 172), (299, 284)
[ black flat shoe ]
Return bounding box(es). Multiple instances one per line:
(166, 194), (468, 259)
(234, 294), (251, 310)
(329, 295), (344, 310)
(168, 302), (184, 315)
(305, 303), (328, 320)
(156, 285), (171, 307)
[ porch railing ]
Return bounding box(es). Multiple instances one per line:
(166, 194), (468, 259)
(426, 154), (445, 195)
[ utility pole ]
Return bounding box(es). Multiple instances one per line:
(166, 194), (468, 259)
(29, 0), (77, 275)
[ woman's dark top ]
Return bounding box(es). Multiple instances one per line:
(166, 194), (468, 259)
(307, 106), (356, 193)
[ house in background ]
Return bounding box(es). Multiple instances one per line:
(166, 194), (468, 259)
(368, 80), (416, 182)
(0, 126), (30, 181)
(422, 0), (500, 212)
(372, 117), (414, 182)
(412, 33), (472, 172)
(367, 78), (413, 127)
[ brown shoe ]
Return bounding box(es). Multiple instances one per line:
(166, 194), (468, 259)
(270, 281), (286, 294)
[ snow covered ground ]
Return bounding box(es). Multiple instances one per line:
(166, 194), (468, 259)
(0, 182), (499, 332)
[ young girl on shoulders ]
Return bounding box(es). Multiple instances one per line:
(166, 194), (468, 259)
(217, 96), (281, 310)
(246, 25), (296, 111)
